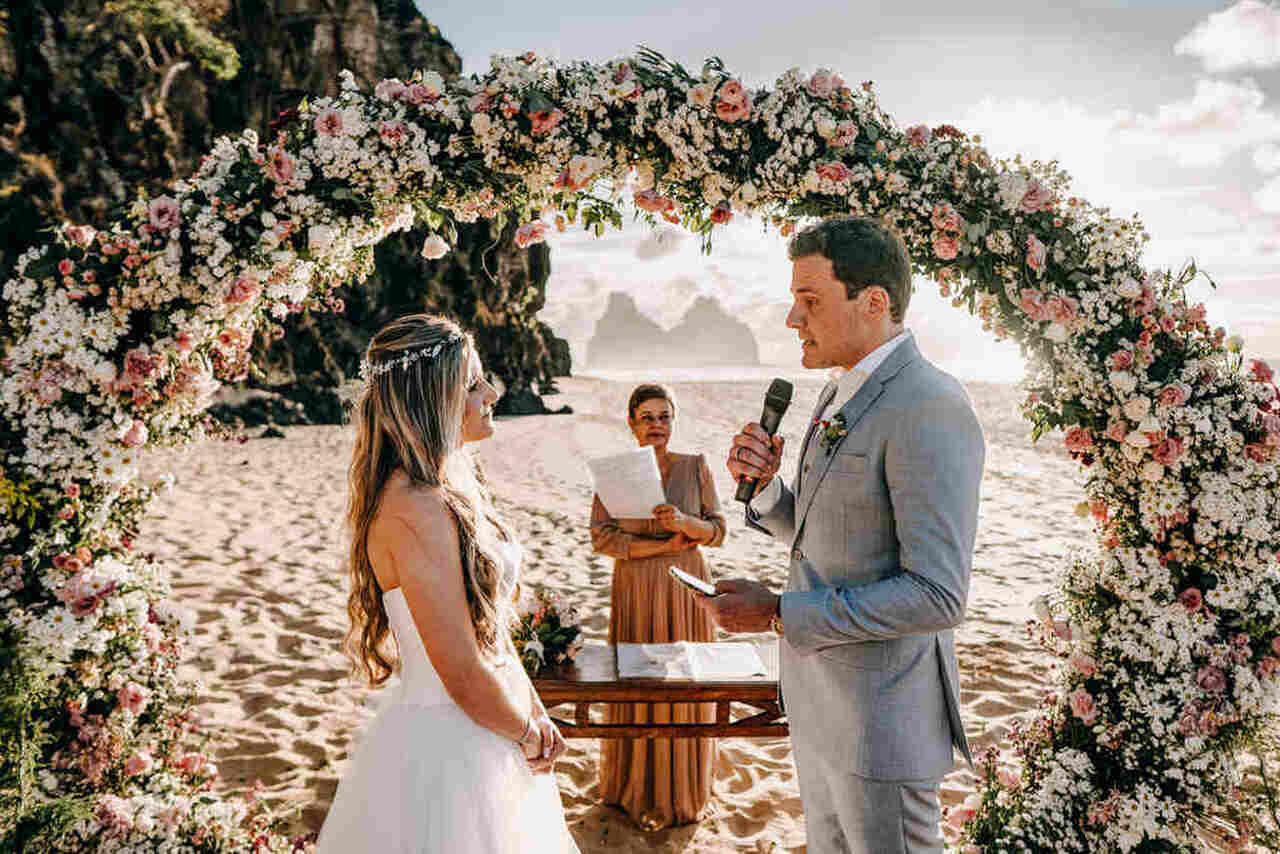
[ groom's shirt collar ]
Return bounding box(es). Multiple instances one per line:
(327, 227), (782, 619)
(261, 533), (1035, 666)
(830, 330), (910, 409)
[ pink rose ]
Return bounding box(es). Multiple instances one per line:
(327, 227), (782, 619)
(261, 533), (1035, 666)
(1159, 383), (1191, 407)
(265, 147), (295, 184)
(313, 108), (343, 137)
(1064, 426), (1094, 453)
(174, 332), (194, 353)
(148, 196), (181, 232)
(710, 202), (733, 225)
(1272, 636), (1280, 657)
(718, 79), (747, 105)
(932, 233), (959, 261)
(1019, 289), (1046, 321)
(58, 259), (74, 276)
(529, 109), (563, 136)
(57, 505), (75, 521)
(118, 682), (150, 716)
(1160, 314), (1177, 333)
(815, 161), (852, 183)
(1196, 665), (1226, 694)
(122, 420), (149, 448)
(997, 767), (1021, 789)
(1052, 620), (1072, 642)
(1025, 234), (1047, 273)
(1179, 587), (1203, 613)
(1245, 442), (1273, 463)
(831, 121), (859, 148)
(379, 121), (407, 146)
(66, 224), (97, 247)
(1019, 179), (1054, 213)
(514, 221), (548, 249)
(1250, 359), (1274, 384)
(1152, 435), (1185, 466)
(405, 83), (433, 105)
(467, 91), (492, 113)
(806, 71), (835, 98)
(1047, 295), (1077, 324)
(176, 752), (214, 778)
(931, 203), (962, 233)
(715, 91), (752, 122)
(65, 483), (80, 499)
(225, 275), (260, 305)
(1069, 688), (1099, 724)
(1259, 657), (1280, 678)
(906, 124), (932, 147)
(1110, 349), (1134, 371)
(1262, 413), (1280, 435)
(1070, 653), (1098, 677)
(124, 750), (152, 777)
(374, 78), (407, 101)
(633, 190), (674, 214)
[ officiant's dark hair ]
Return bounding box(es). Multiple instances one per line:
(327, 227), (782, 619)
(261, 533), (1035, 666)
(788, 216), (912, 323)
(627, 383), (677, 421)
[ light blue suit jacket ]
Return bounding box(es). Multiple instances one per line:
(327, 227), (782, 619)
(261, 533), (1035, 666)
(748, 334), (984, 781)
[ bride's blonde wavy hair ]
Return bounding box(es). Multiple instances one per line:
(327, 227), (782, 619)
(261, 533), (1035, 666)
(345, 313), (512, 687)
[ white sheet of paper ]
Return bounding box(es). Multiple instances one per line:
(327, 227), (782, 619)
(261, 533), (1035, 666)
(616, 642), (768, 681)
(586, 447), (666, 519)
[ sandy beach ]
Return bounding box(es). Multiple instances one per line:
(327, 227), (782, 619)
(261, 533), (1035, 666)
(138, 373), (1091, 852)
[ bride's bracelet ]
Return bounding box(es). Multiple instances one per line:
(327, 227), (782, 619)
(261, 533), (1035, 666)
(517, 714), (537, 745)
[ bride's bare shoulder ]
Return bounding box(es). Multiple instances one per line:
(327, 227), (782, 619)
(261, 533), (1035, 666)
(371, 472), (455, 545)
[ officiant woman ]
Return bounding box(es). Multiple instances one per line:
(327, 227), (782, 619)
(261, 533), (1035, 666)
(590, 383), (726, 829)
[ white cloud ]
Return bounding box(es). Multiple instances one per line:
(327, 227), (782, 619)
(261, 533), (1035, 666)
(1112, 78), (1280, 167)
(1255, 143), (1280, 172)
(1174, 0), (1280, 73)
(1256, 173), (1280, 213)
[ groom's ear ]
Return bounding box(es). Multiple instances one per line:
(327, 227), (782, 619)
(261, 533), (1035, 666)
(859, 285), (891, 319)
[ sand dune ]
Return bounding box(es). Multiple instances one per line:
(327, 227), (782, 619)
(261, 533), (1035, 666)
(138, 374), (1090, 851)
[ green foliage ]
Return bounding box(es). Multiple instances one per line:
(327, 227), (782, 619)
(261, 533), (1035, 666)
(103, 0), (240, 80)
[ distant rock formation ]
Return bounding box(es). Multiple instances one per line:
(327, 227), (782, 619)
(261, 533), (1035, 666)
(586, 292), (760, 368)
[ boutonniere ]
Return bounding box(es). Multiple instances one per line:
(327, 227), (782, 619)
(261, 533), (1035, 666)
(815, 412), (848, 455)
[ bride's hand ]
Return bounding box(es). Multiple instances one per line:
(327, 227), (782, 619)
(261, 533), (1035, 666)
(524, 715), (566, 774)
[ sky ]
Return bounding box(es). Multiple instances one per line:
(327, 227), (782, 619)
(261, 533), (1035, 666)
(419, 0), (1280, 381)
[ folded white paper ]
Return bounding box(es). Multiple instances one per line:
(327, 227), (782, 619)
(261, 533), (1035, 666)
(616, 642), (767, 681)
(587, 447), (666, 519)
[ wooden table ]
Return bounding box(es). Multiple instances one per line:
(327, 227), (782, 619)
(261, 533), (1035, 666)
(533, 642), (787, 739)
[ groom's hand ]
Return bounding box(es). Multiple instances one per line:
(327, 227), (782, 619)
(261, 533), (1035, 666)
(728, 424), (784, 497)
(696, 579), (779, 633)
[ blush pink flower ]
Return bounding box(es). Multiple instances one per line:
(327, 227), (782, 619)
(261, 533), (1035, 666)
(466, 91), (492, 113)
(905, 124), (932, 147)
(66, 224), (97, 247)
(1196, 665), (1226, 694)
(379, 121), (407, 146)
(1250, 359), (1274, 384)
(174, 332), (194, 353)
(529, 109), (563, 136)
(1179, 587), (1203, 613)
(633, 190), (674, 214)
(148, 196), (181, 232)
(806, 70), (836, 98)
(815, 161), (852, 183)
(1019, 179), (1054, 213)
(1070, 653), (1098, 677)
(124, 750), (152, 777)
(404, 83), (433, 105)
(1245, 443), (1273, 463)
(1109, 349), (1134, 372)
(1152, 435), (1185, 466)
(1069, 688), (1099, 724)
(932, 233), (959, 261)
(931, 203), (963, 233)
(374, 78), (407, 101)
(997, 767), (1022, 789)
(1025, 234), (1048, 274)
(1260, 657), (1280, 678)
(831, 121), (859, 148)
(514, 221), (548, 249)
(176, 752), (214, 778)
(710, 202), (733, 225)
(1019, 289), (1046, 321)
(1064, 426), (1094, 453)
(225, 275), (260, 305)
(118, 682), (150, 716)
(58, 259), (74, 276)
(1159, 383), (1191, 407)
(715, 80), (752, 122)
(313, 108), (343, 137)
(265, 147), (295, 184)
(1160, 314), (1178, 334)
(122, 420), (149, 448)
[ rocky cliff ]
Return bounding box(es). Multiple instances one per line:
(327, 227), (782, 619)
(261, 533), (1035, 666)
(0, 0), (570, 418)
(586, 292), (760, 368)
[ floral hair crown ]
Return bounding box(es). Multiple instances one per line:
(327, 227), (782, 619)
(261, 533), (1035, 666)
(359, 332), (464, 384)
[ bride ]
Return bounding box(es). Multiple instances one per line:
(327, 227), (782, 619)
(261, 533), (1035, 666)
(316, 313), (579, 853)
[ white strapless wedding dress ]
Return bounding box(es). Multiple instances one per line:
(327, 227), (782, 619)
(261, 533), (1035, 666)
(316, 539), (579, 853)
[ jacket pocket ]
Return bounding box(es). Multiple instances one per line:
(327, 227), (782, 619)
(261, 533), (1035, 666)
(829, 452), (867, 475)
(816, 640), (888, 671)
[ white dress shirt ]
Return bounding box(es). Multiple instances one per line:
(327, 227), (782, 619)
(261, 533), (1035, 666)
(749, 331), (910, 515)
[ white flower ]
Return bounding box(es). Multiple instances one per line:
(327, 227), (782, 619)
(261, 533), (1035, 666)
(420, 234), (450, 260)
(1110, 371), (1138, 395)
(1141, 461), (1164, 481)
(522, 638), (545, 663)
(308, 224), (336, 253)
(1123, 396), (1151, 422)
(471, 113), (492, 136)
(1045, 323), (1069, 343)
(1125, 430), (1151, 448)
(1117, 276), (1142, 298)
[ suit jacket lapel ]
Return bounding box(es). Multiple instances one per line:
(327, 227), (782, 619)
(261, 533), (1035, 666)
(794, 337), (922, 534)
(791, 381), (838, 496)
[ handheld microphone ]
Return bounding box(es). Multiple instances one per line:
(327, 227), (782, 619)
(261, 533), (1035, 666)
(735, 378), (793, 503)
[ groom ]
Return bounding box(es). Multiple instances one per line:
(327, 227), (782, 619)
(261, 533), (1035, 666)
(698, 216), (985, 853)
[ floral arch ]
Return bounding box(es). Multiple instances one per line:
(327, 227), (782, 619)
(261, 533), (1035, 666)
(2, 49), (1279, 851)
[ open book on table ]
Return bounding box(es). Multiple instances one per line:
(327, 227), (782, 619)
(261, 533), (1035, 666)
(616, 641), (768, 681)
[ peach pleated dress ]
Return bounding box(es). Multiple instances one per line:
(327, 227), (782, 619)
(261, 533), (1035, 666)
(590, 452), (726, 829)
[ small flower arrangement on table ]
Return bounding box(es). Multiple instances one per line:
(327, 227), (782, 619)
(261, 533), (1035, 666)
(512, 587), (583, 677)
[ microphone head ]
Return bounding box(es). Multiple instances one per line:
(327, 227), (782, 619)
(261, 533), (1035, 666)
(765, 378), (793, 412)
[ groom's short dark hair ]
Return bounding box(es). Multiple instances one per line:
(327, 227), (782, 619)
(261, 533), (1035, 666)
(788, 217), (912, 323)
